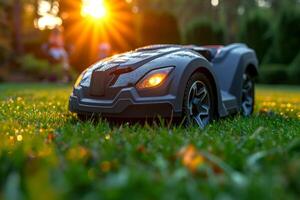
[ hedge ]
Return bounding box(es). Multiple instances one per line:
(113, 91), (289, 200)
(139, 11), (181, 46)
(259, 65), (289, 84)
(264, 6), (300, 64)
(184, 18), (224, 45)
(289, 52), (300, 84)
(239, 10), (272, 62)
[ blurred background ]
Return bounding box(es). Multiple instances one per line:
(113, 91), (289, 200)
(0, 0), (299, 84)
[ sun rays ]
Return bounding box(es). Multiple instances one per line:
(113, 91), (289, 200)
(81, 0), (109, 21)
(61, 0), (134, 60)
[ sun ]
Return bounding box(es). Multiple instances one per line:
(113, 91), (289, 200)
(66, 0), (135, 61)
(81, 0), (108, 20)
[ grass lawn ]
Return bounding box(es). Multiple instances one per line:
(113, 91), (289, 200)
(0, 83), (300, 200)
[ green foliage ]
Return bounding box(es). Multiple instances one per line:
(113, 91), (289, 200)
(139, 10), (181, 45)
(256, 5), (300, 84)
(259, 65), (289, 84)
(271, 6), (300, 64)
(17, 54), (78, 81)
(289, 52), (300, 84)
(239, 10), (272, 62)
(184, 18), (224, 45)
(18, 54), (50, 77)
(0, 84), (300, 199)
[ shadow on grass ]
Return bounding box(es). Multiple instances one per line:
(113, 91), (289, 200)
(69, 114), (185, 130)
(65, 110), (299, 132)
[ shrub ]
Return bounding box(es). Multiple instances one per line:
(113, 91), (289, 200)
(18, 54), (50, 76)
(289, 52), (300, 84)
(18, 54), (78, 81)
(139, 10), (181, 46)
(239, 10), (272, 62)
(184, 18), (224, 45)
(17, 54), (60, 80)
(259, 65), (289, 84)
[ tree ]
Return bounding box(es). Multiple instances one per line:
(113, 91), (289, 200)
(0, 1), (12, 65)
(13, 0), (23, 55)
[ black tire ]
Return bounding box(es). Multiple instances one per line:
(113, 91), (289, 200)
(182, 73), (216, 128)
(241, 72), (255, 116)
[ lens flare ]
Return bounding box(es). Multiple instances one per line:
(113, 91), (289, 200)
(81, 0), (108, 20)
(65, 0), (135, 62)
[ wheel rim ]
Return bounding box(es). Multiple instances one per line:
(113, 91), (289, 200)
(187, 81), (211, 129)
(241, 74), (254, 116)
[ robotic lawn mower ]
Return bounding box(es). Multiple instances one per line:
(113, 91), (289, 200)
(69, 44), (258, 128)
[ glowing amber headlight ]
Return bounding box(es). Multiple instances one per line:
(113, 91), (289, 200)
(137, 67), (174, 89)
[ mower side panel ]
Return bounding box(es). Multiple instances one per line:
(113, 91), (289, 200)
(211, 44), (259, 109)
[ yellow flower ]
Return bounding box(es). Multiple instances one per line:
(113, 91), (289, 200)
(17, 135), (23, 141)
(105, 134), (111, 140)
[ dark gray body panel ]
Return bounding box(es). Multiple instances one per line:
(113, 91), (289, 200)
(69, 43), (258, 119)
